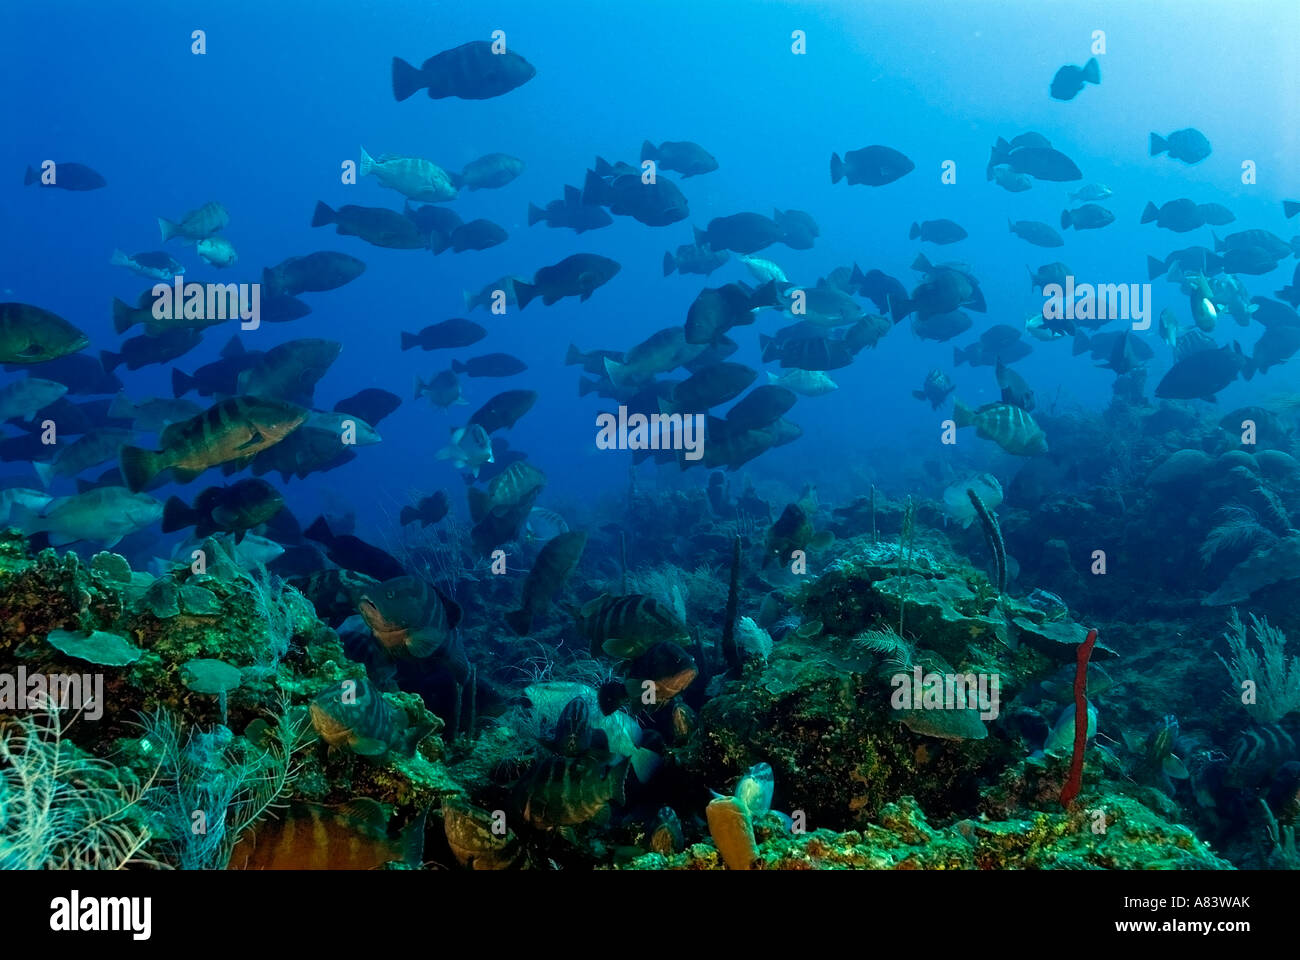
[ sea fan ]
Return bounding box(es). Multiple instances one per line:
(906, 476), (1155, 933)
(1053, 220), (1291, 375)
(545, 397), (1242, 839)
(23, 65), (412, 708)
(136, 704), (308, 870)
(1218, 609), (1300, 723)
(735, 616), (773, 661)
(626, 565), (691, 623)
(852, 626), (914, 671)
(0, 707), (156, 869)
(1199, 504), (1273, 568)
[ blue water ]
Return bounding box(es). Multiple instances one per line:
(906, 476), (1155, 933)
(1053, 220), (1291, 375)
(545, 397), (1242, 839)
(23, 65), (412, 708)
(3, 0), (1298, 550)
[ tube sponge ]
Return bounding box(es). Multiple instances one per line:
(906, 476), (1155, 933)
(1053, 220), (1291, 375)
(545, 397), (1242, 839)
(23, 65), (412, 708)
(706, 796), (758, 870)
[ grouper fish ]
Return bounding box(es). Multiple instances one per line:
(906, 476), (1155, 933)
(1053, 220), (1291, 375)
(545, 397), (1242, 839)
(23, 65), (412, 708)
(118, 395), (307, 491)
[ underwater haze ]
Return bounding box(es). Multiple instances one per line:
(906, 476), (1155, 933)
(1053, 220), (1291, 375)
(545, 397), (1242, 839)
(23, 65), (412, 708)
(2, 0), (1300, 875)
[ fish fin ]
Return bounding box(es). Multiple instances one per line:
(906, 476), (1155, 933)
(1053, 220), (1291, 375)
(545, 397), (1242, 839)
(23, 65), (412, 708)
(1082, 57), (1100, 84)
(514, 280), (538, 310)
(304, 516), (332, 543)
(10, 503), (45, 536)
(829, 152), (843, 184)
(390, 58), (423, 101)
(629, 748), (660, 784)
(171, 367), (195, 398)
(310, 201), (334, 227)
(951, 397), (975, 429)
(1163, 755), (1190, 780)
(527, 202), (545, 227)
(466, 487), (487, 524)
(32, 460), (56, 489)
(1149, 132), (1166, 157)
(161, 496), (196, 533)
(604, 357), (630, 388)
(352, 737), (389, 758)
(110, 297), (139, 335)
(662, 251), (675, 276)
(400, 807), (429, 867)
(118, 446), (159, 493)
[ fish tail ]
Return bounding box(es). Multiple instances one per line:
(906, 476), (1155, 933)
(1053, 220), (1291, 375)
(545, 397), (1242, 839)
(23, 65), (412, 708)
(1284, 200), (1300, 219)
(628, 750), (658, 786)
(310, 201), (335, 227)
(564, 343), (584, 366)
(909, 222), (920, 240)
(23, 166), (38, 186)
(161, 495), (197, 533)
(1082, 57), (1100, 84)
(171, 367), (196, 397)
(527, 202), (545, 227)
(400, 331), (418, 351)
(118, 445), (160, 493)
(109, 248), (129, 268)
(261, 265), (280, 297)
(662, 251), (675, 276)
(111, 297), (137, 335)
(99, 349), (123, 374)
(10, 502), (46, 534)
(358, 145), (375, 177)
(390, 57), (424, 101)
(1141, 201), (1159, 224)
(639, 140), (657, 163)
(399, 505), (419, 526)
(158, 217), (178, 243)
(514, 280), (538, 310)
(1146, 255), (1167, 280)
(1149, 132), (1166, 157)
(577, 376), (598, 397)
(32, 461), (55, 490)
(951, 397), (975, 429)
(303, 516), (332, 543)
(1060, 209), (1071, 230)
(830, 152), (843, 185)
